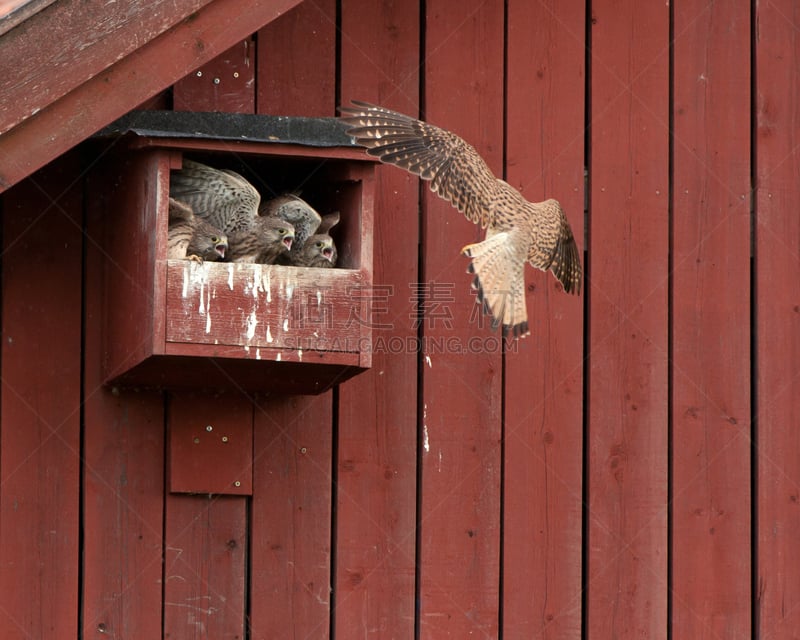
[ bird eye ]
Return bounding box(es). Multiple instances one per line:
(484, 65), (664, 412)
(316, 241), (324, 248)
(211, 236), (220, 243)
(279, 228), (288, 234)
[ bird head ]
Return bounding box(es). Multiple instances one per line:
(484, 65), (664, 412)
(212, 234), (228, 260)
(278, 226), (294, 252)
(316, 239), (335, 262)
(298, 234), (338, 267)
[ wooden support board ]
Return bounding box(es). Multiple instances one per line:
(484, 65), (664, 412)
(249, 395), (334, 638)
(672, 2), (752, 637)
(0, 157), (83, 638)
(82, 152), (167, 638)
(417, 1), (505, 637)
(337, 1), (421, 637)
(503, 1), (586, 637)
(755, 1), (800, 637)
(587, 2), (670, 638)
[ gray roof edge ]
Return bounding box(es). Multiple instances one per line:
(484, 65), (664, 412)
(95, 110), (355, 148)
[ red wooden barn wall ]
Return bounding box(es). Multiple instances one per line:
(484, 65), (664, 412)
(0, 2), (799, 639)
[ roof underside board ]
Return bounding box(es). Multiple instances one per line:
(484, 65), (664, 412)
(0, 0), (305, 194)
(0, 0), (56, 36)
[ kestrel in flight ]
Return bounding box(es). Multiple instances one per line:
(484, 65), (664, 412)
(340, 101), (582, 338)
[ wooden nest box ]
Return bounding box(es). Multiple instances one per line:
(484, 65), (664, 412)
(89, 111), (375, 394)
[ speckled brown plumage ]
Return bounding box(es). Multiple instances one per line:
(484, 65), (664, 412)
(227, 216), (295, 264)
(167, 197), (228, 262)
(170, 159), (260, 234)
(340, 100), (582, 338)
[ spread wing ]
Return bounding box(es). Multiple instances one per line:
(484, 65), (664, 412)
(340, 101), (498, 228)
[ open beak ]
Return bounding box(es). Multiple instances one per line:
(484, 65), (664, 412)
(283, 237), (293, 251)
(215, 244), (227, 259)
(322, 247), (333, 261)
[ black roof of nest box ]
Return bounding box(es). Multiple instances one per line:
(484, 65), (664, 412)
(96, 110), (356, 148)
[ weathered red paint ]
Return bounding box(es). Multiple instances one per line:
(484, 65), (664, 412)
(416, 1), (505, 637)
(503, 1), (585, 637)
(163, 495), (247, 638)
(0, 0), (305, 193)
(0, 156), (83, 639)
(82, 171), (166, 638)
(168, 392), (254, 495)
(336, 1), (421, 636)
(588, 2), (670, 638)
(250, 395), (334, 639)
(672, 2), (752, 637)
(0, 0), (212, 134)
(174, 37), (257, 114)
(257, 0), (337, 117)
(755, 1), (800, 637)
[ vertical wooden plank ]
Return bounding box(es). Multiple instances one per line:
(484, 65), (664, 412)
(755, 2), (800, 637)
(418, 2), (504, 637)
(81, 166), (166, 639)
(249, 396), (333, 639)
(163, 395), (250, 640)
(337, 1), (420, 637)
(672, 4), (751, 638)
(174, 38), (256, 114)
(163, 495), (247, 639)
(0, 157), (82, 638)
(503, 2), (585, 638)
(249, 10), (336, 638)
(587, 3), (669, 639)
(257, 0), (336, 116)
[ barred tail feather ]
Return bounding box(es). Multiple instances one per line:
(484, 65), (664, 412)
(461, 232), (529, 338)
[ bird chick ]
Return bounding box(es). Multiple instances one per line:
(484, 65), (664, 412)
(227, 216), (295, 264)
(291, 233), (338, 268)
(170, 159), (261, 234)
(340, 100), (582, 338)
(260, 193), (322, 256)
(167, 197), (228, 262)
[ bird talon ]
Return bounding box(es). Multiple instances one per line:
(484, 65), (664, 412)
(188, 254), (204, 264)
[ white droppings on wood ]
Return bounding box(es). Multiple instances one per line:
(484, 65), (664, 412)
(227, 263), (234, 290)
(182, 263), (189, 298)
(205, 308), (212, 334)
(425, 355), (433, 368)
(255, 348), (261, 360)
(246, 310), (258, 341)
(276, 353), (282, 362)
(252, 264), (262, 299)
(266, 325), (273, 343)
(297, 349), (303, 361)
(316, 290), (322, 305)
(422, 405), (430, 453)
(283, 318), (289, 332)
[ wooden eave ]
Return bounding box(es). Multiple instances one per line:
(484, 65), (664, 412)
(0, 0), (305, 194)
